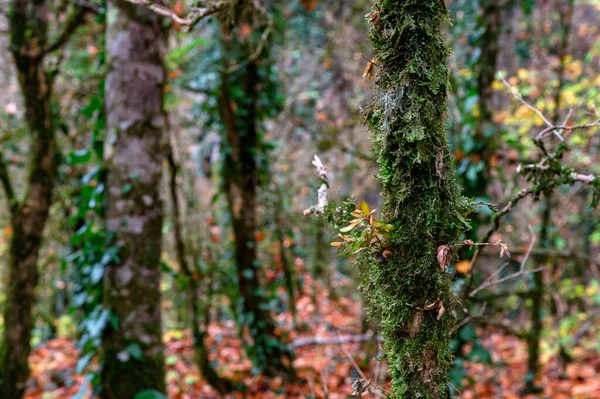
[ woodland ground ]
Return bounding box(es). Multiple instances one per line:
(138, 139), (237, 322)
(24, 274), (600, 399)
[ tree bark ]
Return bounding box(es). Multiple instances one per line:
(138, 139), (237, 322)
(0, 0), (58, 397)
(363, 1), (471, 397)
(101, 1), (167, 396)
(469, 0), (504, 199)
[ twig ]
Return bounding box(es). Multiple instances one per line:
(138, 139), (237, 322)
(467, 187), (533, 270)
(453, 302), (487, 333)
(44, 6), (88, 54)
(124, 0), (191, 24)
(501, 76), (564, 141)
(122, 0), (228, 27)
(224, 0), (272, 73)
(289, 333), (382, 350)
(320, 368), (329, 398)
(470, 229), (537, 297)
(186, 1), (230, 30)
(338, 334), (388, 398)
(449, 381), (467, 399)
(225, 23), (272, 73)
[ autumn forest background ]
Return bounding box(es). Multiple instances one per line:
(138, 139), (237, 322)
(0, 0), (600, 398)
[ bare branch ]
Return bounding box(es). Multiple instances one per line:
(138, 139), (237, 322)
(452, 302), (487, 333)
(122, 0), (228, 27)
(303, 155), (329, 216)
(501, 76), (564, 141)
(44, 6), (88, 54)
(289, 333), (382, 350)
(338, 334), (388, 398)
(470, 229), (537, 297)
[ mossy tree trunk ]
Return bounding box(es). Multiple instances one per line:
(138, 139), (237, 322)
(101, 1), (167, 397)
(363, 1), (470, 397)
(0, 1), (85, 397)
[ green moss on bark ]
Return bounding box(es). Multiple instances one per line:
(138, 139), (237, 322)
(361, 1), (471, 397)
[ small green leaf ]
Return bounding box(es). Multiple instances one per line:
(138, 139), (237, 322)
(339, 224), (355, 233)
(380, 224), (395, 232)
(361, 201), (370, 215)
(69, 149), (92, 165)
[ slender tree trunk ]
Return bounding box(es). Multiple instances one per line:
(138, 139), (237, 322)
(523, 197), (551, 395)
(363, 1), (470, 397)
(473, 0), (503, 179)
(101, 1), (167, 396)
(165, 143), (234, 394)
(218, 59), (292, 375)
(0, 1), (57, 397)
(273, 188), (298, 326)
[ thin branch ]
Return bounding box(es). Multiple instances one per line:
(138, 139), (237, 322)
(468, 187), (534, 271)
(224, 0), (273, 73)
(536, 118), (600, 141)
(470, 230), (537, 297)
(44, 6), (88, 54)
(165, 141), (192, 277)
(449, 381), (467, 399)
(289, 333), (382, 350)
(224, 22), (272, 73)
(186, 1), (231, 30)
(501, 76), (564, 141)
(338, 334), (388, 398)
(124, 0), (191, 24)
(122, 0), (228, 27)
(452, 302), (487, 333)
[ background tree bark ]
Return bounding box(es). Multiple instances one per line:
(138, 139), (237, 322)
(0, 0), (84, 396)
(101, 1), (168, 396)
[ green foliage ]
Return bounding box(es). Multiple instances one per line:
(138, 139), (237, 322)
(331, 201), (394, 257)
(134, 390), (169, 399)
(360, 1), (472, 397)
(66, 70), (115, 396)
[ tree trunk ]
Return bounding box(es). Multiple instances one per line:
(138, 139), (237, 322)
(0, 0), (57, 397)
(363, 1), (470, 397)
(101, 1), (167, 397)
(165, 143), (234, 394)
(472, 0), (503, 193)
(218, 59), (292, 375)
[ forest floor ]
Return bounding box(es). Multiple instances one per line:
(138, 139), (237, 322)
(24, 277), (600, 399)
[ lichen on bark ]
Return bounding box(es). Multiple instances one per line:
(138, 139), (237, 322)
(361, 1), (471, 397)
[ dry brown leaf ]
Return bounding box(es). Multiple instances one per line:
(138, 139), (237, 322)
(437, 245), (452, 270)
(363, 58), (377, 81)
